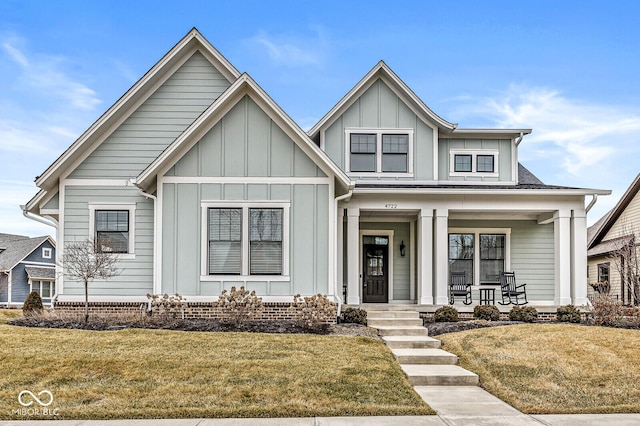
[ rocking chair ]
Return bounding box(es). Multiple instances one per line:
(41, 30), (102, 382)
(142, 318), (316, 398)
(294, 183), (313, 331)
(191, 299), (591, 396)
(499, 272), (528, 305)
(449, 271), (472, 305)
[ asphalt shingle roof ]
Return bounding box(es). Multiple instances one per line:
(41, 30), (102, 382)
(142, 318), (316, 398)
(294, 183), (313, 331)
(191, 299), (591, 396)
(0, 233), (52, 271)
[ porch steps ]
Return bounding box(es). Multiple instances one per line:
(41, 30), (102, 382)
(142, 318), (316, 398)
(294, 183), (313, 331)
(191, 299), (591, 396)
(366, 308), (479, 386)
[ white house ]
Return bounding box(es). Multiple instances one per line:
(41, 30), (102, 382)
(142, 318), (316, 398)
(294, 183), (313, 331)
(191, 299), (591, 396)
(23, 28), (609, 314)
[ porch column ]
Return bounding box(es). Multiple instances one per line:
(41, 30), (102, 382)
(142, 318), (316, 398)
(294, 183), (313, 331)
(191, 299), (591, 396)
(417, 209), (434, 305)
(554, 209), (572, 305)
(346, 208), (360, 305)
(434, 208), (449, 305)
(571, 209), (588, 305)
(336, 208), (344, 302)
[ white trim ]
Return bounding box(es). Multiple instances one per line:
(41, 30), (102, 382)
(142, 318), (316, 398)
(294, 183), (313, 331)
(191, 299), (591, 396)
(162, 176), (331, 184)
(359, 229), (394, 303)
(448, 228), (512, 287)
(155, 178), (164, 294)
(88, 203), (136, 259)
(345, 128), (414, 176)
(409, 219), (415, 301)
(200, 201), (291, 278)
(7, 270), (12, 304)
(64, 179), (132, 186)
(42, 247), (52, 259)
(19, 261), (56, 267)
(449, 149), (500, 177)
(58, 183), (65, 295)
(29, 278), (55, 298)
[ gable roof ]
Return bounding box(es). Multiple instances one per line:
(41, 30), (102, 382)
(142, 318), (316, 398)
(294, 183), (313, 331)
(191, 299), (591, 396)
(308, 61), (457, 139)
(31, 28), (240, 195)
(135, 73), (351, 192)
(0, 234), (54, 271)
(588, 173), (640, 248)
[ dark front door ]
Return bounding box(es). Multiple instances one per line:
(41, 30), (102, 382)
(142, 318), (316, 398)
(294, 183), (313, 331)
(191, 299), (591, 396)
(362, 242), (389, 303)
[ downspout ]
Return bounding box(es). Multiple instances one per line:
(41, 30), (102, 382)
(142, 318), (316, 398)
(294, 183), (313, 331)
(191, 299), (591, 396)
(514, 132), (525, 147)
(21, 205), (59, 307)
(585, 194), (598, 214)
(333, 184), (355, 315)
(130, 180), (158, 295)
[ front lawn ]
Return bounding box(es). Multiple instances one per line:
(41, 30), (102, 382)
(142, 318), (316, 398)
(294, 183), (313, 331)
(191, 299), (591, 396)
(439, 324), (640, 414)
(0, 315), (433, 420)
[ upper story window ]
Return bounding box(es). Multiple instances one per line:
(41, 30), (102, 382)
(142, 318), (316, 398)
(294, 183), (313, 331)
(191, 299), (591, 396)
(450, 150), (499, 177)
(42, 247), (52, 259)
(346, 129), (414, 176)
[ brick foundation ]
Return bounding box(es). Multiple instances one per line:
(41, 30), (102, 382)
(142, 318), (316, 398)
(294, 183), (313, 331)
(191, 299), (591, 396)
(53, 301), (338, 324)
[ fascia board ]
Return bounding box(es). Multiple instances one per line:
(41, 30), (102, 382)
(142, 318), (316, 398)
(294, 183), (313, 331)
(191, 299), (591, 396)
(590, 173), (640, 245)
(352, 188), (612, 196)
(35, 28), (240, 191)
(25, 189), (47, 213)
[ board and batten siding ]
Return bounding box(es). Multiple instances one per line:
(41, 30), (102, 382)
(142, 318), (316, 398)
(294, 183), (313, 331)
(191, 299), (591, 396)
(449, 219), (555, 301)
(323, 79), (435, 180)
(360, 222), (411, 301)
(70, 52), (231, 179)
(438, 138), (513, 182)
(161, 93), (331, 298)
(63, 186), (154, 296)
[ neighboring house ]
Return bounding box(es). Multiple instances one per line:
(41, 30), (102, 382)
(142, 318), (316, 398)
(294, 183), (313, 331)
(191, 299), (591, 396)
(588, 174), (640, 305)
(23, 28), (609, 312)
(0, 233), (56, 307)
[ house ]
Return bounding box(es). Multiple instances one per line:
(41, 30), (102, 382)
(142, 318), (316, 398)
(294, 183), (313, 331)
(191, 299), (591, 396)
(588, 174), (640, 305)
(23, 28), (609, 316)
(0, 233), (56, 307)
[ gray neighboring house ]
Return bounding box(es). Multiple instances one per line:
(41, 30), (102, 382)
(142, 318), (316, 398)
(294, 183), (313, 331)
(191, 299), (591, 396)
(23, 28), (609, 311)
(0, 233), (56, 307)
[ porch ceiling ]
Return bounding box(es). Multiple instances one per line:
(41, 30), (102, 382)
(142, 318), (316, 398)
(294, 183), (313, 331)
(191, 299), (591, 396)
(448, 210), (550, 221)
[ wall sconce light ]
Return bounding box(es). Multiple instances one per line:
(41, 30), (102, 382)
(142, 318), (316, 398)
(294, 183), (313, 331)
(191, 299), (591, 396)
(400, 240), (406, 257)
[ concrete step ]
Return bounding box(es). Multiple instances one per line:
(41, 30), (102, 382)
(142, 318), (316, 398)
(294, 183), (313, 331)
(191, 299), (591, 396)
(367, 318), (424, 327)
(392, 348), (458, 364)
(366, 310), (420, 319)
(401, 364), (479, 386)
(375, 326), (429, 336)
(382, 335), (441, 349)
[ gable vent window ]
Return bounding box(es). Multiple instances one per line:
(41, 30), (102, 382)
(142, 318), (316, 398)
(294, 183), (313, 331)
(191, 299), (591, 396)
(346, 129), (413, 175)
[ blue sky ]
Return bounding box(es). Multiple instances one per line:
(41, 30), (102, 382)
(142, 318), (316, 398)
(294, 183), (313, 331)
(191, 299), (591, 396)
(1, 0), (640, 237)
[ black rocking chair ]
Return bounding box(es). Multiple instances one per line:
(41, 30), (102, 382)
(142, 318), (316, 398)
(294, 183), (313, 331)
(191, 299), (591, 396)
(499, 272), (528, 305)
(449, 271), (472, 305)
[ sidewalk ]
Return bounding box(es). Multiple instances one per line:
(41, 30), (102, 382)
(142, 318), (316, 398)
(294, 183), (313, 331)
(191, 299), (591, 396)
(3, 414), (640, 425)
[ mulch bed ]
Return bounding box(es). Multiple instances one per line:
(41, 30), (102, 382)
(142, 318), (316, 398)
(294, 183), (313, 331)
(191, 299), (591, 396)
(8, 315), (381, 339)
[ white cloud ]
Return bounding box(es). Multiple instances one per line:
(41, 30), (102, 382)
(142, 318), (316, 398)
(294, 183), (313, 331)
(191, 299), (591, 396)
(2, 39), (101, 111)
(247, 28), (328, 67)
(0, 180), (54, 238)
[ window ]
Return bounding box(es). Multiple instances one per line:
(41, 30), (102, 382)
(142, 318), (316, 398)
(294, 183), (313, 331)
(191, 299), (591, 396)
(96, 210), (129, 253)
(449, 229), (510, 286)
(480, 234), (505, 283)
(346, 129), (413, 175)
(476, 155), (495, 173)
(454, 154), (472, 172)
(89, 203), (136, 257)
(450, 150), (499, 176)
(449, 234), (474, 284)
(31, 280), (55, 298)
(597, 263), (610, 283)
(350, 134), (377, 172)
(204, 203), (288, 277)
(42, 247), (52, 259)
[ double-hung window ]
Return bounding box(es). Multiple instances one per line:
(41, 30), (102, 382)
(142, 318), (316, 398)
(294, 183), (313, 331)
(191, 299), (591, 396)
(31, 280), (55, 298)
(479, 234), (505, 284)
(89, 203), (136, 258)
(205, 204), (288, 278)
(346, 129), (413, 175)
(449, 229), (510, 286)
(449, 233), (474, 284)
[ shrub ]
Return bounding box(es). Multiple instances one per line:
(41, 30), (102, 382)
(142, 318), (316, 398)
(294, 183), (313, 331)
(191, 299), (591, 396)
(341, 307), (368, 325)
(434, 305), (459, 322)
(508, 306), (538, 322)
(290, 294), (336, 332)
(147, 293), (189, 320)
(556, 304), (582, 323)
(473, 304), (500, 321)
(23, 291), (44, 315)
(212, 286), (263, 327)
(591, 295), (623, 327)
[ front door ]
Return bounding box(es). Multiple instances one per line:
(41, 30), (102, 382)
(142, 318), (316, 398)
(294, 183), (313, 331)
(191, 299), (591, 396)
(362, 239), (389, 303)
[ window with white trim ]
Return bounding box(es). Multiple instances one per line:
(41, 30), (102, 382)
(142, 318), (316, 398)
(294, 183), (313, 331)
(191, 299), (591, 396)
(31, 280), (55, 298)
(204, 203), (288, 277)
(89, 204), (136, 258)
(346, 129), (413, 175)
(42, 247), (52, 259)
(450, 150), (499, 176)
(449, 229), (510, 286)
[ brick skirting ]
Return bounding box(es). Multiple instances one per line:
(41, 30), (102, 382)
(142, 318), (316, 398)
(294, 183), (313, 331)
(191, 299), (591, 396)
(53, 301), (338, 324)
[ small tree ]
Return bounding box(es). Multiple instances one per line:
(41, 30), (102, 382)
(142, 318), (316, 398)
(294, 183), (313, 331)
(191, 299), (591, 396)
(61, 238), (120, 322)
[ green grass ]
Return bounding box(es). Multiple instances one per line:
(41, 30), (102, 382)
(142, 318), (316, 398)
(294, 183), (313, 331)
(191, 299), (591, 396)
(439, 324), (640, 414)
(0, 313), (433, 420)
